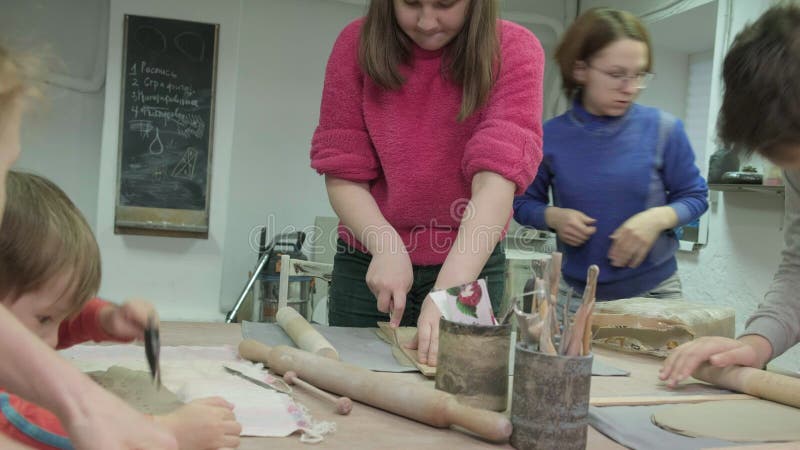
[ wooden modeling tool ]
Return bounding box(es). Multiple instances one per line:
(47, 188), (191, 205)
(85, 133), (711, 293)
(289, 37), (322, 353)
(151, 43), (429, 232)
(239, 339), (512, 443)
(283, 370), (353, 415)
(276, 306), (339, 360)
(514, 306), (542, 349)
(558, 288), (573, 355)
(581, 265), (599, 356)
(692, 363), (800, 409)
(548, 252), (563, 302)
(563, 265), (599, 357)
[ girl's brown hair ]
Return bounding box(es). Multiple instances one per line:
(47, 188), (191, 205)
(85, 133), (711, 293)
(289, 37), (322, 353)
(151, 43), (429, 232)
(554, 8), (652, 99)
(359, 0), (499, 121)
(0, 171), (101, 316)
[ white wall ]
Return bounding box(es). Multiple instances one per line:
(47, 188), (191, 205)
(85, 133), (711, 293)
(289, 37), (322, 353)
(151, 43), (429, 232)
(94, 0), (242, 321)
(637, 46), (688, 120)
(218, 0), (362, 312)
(1, 0), (108, 229)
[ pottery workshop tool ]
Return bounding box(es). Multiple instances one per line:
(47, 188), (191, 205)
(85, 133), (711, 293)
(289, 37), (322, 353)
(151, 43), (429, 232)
(223, 365), (292, 394)
(516, 262), (599, 357)
(692, 363), (800, 409)
(144, 314), (161, 389)
(283, 370), (353, 415)
(509, 262), (599, 450)
(238, 339), (512, 443)
(276, 306), (339, 360)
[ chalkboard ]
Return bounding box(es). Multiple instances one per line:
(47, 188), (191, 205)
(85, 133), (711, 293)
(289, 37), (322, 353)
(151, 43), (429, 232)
(115, 15), (218, 237)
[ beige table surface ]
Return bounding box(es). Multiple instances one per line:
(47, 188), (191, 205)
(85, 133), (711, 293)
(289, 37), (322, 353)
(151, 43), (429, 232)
(157, 322), (787, 450)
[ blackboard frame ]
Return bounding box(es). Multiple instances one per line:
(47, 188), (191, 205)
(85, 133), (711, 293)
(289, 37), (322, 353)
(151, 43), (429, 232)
(114, 14), (219, 239)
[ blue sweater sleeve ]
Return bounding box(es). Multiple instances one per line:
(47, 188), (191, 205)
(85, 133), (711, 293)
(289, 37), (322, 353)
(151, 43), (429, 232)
(661, 119), (709, 225)
(513, 159), (552, 230)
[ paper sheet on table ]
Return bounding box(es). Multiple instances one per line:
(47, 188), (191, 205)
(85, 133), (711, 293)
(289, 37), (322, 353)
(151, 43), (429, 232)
(242, 321), (417, 373)
(60, 344), (327, 438)
(589, 405), (748, 450)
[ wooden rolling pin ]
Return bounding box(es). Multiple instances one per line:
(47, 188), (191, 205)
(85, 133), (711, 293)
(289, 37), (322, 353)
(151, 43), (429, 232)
(693, 363), (800, 409)
(276, 306), (339, 360)
(239, 339), (512, 443)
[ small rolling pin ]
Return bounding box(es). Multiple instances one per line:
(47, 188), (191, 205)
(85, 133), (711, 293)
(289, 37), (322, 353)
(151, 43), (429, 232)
(693, 363), (800, 409)
(284, 370), (352, 415)
(239, 339), (512, 443)
(276, 306), (339, 360)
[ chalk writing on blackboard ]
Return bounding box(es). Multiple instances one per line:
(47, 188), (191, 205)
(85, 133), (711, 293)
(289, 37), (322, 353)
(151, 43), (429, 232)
(115, 15), (218, 237)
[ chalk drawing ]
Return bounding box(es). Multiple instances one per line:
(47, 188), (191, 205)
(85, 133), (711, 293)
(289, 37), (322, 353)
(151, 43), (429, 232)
(149, 127), (164, 155)
(172, 147), (199, 179)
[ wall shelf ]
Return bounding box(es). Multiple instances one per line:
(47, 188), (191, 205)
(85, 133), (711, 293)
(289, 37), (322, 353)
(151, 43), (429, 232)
(708, 183), (784, 195)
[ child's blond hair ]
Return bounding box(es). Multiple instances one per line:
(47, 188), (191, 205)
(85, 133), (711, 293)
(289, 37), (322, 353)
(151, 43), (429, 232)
(0, 171), (101, 316)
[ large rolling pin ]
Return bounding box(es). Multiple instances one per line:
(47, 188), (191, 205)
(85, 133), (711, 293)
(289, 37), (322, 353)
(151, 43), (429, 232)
(239, 339), (511, 443)
(693, 363), (800, 408)
(276, 306), (339, 360)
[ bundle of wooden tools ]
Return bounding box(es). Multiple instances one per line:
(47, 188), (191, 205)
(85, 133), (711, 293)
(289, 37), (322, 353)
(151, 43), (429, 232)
(514, 252), (598, 357)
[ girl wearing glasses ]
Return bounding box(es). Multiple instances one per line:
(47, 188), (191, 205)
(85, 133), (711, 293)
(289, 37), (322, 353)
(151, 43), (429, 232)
(514, 8), (708, 306)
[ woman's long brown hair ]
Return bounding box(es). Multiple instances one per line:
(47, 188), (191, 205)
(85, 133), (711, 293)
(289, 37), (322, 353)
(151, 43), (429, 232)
(358, 0), (499, 121)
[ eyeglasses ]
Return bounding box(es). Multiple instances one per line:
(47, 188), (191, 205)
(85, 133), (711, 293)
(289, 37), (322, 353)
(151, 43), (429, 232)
(587, 64), (654, 90)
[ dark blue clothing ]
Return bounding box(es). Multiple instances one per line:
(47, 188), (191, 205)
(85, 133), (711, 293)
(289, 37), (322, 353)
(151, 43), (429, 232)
(513, 101), (708, 300)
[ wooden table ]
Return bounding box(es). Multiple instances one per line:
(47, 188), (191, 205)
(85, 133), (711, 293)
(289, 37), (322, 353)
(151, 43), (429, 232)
(156, 322), (760, 450)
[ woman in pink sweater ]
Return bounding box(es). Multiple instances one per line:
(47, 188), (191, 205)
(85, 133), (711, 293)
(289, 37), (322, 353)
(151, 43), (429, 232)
(310, 0), (544, 366)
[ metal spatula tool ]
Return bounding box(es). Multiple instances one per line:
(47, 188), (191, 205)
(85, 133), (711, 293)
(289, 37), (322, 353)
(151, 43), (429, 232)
(144, 314), (161, 390)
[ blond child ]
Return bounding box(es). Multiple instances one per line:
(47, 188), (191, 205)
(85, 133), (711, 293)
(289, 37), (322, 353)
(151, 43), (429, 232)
(0, 171), (241, 450)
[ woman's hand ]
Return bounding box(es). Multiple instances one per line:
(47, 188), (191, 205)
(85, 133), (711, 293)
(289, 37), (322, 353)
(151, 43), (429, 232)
(367, 250), (413, 327)
(405, 296), (442, 366)
(609, 205), (680, 268)
(546, 207), (597, 247)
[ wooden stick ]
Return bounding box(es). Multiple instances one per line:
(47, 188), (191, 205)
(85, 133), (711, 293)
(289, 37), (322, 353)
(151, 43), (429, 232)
(548, 252), (563, 301)
(239, 339), (512, 443)
(284, 370), (353, 415)
(693, 363), (800, 409)
(581, 265), (599, 356)
(276, 306), (339, 360)
(590, 393), (754, 407)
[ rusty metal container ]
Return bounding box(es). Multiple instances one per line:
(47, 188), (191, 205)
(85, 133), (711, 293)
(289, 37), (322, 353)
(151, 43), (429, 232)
(510, 343), (592, 450)
(434, 318), (511, 411)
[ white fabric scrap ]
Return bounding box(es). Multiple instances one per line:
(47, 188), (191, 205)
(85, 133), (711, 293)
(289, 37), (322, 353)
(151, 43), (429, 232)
(60, 344), (334, 441)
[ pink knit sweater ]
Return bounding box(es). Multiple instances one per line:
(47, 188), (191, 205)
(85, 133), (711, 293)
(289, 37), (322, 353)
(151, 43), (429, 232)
(310, 18), (544, 265)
